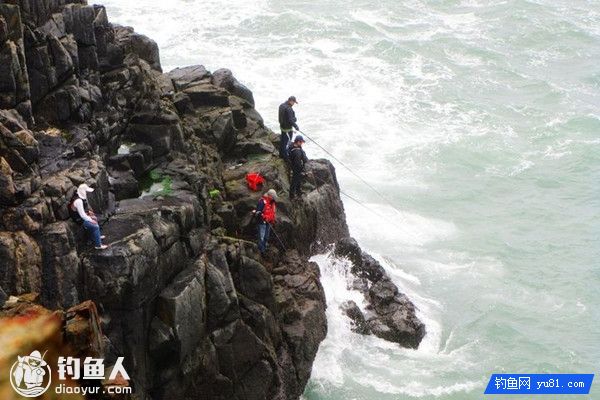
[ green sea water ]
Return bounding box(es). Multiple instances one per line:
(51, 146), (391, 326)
(102, 1), (600, 398)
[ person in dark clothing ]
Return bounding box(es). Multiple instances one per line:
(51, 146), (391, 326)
(278, 96), (299, 159)
(253, 189), (278, 255)
(289, 135), (308, 199)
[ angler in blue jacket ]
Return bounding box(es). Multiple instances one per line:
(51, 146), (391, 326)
(278, 96), (299, 159)
(289, 135), (308, 199)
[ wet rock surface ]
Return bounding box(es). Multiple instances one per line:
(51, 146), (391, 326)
(340, 300), (370, 335)
(334, 237), (426, 349)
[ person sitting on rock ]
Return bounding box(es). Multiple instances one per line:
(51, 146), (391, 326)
(278, 96), (299, 160)
(69, 183), (108, 250)
(289, 135), (308, 199)
(253, 189), (277, 255)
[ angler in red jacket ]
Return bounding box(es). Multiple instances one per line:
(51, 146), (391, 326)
(253, 189), (277, 255)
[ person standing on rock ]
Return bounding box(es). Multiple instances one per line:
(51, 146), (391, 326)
(289, 135), (309, 199)
(278, 96), (299, 159)
(253, 189), (277, 255)
(69, 183), (108, 250)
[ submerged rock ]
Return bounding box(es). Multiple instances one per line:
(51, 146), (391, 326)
(340, 300), (370, 335)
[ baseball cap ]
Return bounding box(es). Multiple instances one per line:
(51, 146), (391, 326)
(266, 189), (278, 199)
(77, 183), (94, 199)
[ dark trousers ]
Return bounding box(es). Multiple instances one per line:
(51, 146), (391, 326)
(257, 222), (271, 254)
(290, 170), (303, 198)
(279, 130), (293, 159)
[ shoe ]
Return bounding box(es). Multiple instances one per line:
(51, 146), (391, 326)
(95, 244), (109, 250)
(100, 235), (106, 240)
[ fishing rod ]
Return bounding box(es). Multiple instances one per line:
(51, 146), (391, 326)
(267, 221), (287, 252)
(298, 129), (404, 215)
(251, 210), (287, 252)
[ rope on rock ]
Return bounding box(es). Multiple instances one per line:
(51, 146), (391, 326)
(215, 235), (257, 246)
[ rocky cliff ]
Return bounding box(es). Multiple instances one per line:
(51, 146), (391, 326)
(0, 1), (424, 399)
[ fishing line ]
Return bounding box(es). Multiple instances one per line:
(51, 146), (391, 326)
(309, 172), (390, 221)
(298, 129), (404, 215)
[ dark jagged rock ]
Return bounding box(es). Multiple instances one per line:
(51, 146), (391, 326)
(334, 237), (426, 349)
(0, 1), (424, 398)
(270, 251), (327, 398)
(340, 300), (370, 335)
(212, 68), (255, 107)
(155, 263), (206, 359)
(110, 170), (140, 200)
(183, 82), (230, 107)
(0, 230), (42, 296)
(0, 3), (30, 118)
(128, 121), (184, 157)
(291, 159), (349, 254)
(40, 221), (80, 308)
(167, 64), (210, 91)
(113, 25), (161, 72)
(235, 256), (276, 312)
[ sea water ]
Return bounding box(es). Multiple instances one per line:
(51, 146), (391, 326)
(101, 1), (600, 398)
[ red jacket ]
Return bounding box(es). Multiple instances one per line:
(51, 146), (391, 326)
(257, 195), (276, 223)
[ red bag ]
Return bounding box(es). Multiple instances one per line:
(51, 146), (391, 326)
(245, 172), (265, 191)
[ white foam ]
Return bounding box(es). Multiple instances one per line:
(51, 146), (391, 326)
(308, 254), (366, 387)
(308, 249), (480, 396)
(344, 200), (457, 247)
(509, 159), (534, 176)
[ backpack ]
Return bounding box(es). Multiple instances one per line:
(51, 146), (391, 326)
(285, 141), (296, 160)
(246, 172), (265, 191)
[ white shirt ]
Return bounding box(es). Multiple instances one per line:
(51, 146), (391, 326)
(73, 198), (93, 223)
